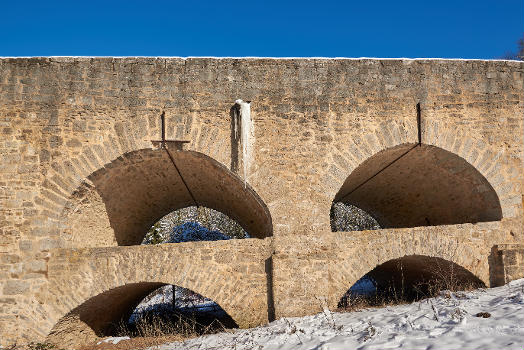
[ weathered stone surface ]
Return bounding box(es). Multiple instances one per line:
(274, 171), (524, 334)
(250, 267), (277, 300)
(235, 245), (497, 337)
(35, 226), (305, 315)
(489, 244), (524, 286)
(3, 280), (30, 295)
(0, 57), (523, 347)
(44, 239), (272, 347)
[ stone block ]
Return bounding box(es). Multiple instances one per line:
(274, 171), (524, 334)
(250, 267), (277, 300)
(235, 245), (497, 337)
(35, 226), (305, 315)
(24, 260), (47, 273)
(503, 250), (518, 266)
(38, 238), (60, 251)
(18, 240), (32, 251)
(3, 280), (30, 295)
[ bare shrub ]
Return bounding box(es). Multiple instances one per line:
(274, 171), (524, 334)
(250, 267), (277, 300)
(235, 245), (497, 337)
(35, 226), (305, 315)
(114, 310), (229, 339)
(143, 206), (248, 244)
(412, 258), (483, 300)
(78, 310), (231, 350)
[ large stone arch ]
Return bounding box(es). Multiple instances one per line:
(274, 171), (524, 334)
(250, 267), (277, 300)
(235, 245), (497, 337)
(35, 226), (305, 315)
(42, 239), (271, 347)
(337, 255), (485, 305)
(47, 282), (235, 347)
(323, 118), (518, 227)
(56, 148), (272, 247)
(333, 143), (502, 228)
(31, 114), (241, 244)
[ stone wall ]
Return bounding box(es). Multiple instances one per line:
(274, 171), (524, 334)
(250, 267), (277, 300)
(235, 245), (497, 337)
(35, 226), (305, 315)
(0, 57), (523, 346)
(489, 243), (524, 287)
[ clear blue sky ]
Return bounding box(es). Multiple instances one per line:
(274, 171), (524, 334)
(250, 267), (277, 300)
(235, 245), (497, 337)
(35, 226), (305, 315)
(1, 0), (522, 59)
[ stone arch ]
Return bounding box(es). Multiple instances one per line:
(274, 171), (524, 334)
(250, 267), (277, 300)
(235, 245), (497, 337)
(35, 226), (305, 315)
(42, 240), (270, 347)
(322, 115), (520, 229)
(332, 143), (502, 229)
(32, 115), (236, 242)
(337, 255), (485, 305)
(47, 282), (166, 347)
(422, 118), (519, 219)
(323, 118), (519, 222)
(329, 228), (490, 308)
(46, 282), (236, 347)
(58, 148), (272, 247)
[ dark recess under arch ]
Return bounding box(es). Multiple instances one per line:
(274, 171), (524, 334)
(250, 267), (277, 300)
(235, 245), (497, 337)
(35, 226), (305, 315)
(47, 282), (238, 347)
(339, 255), (485, 307)
(333, 143), (502, 230)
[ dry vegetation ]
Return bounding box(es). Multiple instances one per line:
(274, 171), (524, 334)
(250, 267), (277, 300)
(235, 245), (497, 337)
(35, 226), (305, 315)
(338, 260), (483, 312)
(80, 311), (232, 350)
(4, 310), (234, 350)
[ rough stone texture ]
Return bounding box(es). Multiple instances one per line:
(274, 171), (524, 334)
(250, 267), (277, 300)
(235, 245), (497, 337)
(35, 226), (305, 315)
(0, 57), (523, 346)
(334, 144), (502, 227)
(489, 243), (524, 286)
(60, 149), (272, 247)
(43, 239), (272, 347)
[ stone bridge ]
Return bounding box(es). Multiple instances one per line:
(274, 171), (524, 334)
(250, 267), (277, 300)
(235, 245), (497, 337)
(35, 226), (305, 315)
(0, 57), (523, 347)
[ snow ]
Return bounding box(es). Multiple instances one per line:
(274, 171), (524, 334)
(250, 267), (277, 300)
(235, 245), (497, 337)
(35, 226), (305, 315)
(97, 337), (130, 345)
(167, 222), (230, 243)
(130, 284), (223, 323)
(133, 284), (219, 312)
(150, 279), (524, 350)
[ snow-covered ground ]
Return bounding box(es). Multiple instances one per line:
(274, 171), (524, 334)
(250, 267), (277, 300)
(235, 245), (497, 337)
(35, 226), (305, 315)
(147, 279), (524, 350)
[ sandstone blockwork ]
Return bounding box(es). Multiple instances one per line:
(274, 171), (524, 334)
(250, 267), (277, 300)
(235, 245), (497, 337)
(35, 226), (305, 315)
(0, 57), (523, 347)
(489, 244), (524, 286)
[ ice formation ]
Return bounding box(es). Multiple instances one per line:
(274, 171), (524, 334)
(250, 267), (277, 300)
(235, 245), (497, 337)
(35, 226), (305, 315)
(235, 99), (254, 186)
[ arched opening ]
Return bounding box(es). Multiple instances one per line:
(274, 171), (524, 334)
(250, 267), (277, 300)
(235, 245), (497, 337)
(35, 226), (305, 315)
(128, 285), (238, 336)
(61, 149), (272, 247)
(47, 283), (238, 348)
(123, 207), (247, 338)
(332, 143), (502, 231)
(338, 255), (485, 308)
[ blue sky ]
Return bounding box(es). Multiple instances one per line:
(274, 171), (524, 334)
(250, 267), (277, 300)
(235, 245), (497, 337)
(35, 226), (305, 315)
(1, 0), (522, 58)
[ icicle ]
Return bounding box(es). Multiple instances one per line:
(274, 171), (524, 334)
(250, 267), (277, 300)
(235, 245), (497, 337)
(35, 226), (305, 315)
(235, 99), (254, 187)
